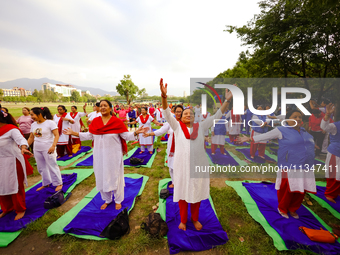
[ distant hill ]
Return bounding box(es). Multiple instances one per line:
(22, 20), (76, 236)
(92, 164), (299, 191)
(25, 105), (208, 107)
(0, 77), (116, 96)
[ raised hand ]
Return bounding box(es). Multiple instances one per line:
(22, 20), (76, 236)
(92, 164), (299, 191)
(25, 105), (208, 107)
(225, 83), (237, 101)
(160, 78), (167, 96)
(326, 103), (335, 115)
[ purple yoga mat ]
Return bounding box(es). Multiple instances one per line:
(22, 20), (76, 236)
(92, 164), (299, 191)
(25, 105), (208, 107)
(314, 185), (340, 212)
(0, 173), (77, 232)
(123, 147), (155, 166)
(236, 148), (276, 163)
(206, 148), (239, 166)
(243, 182), (340, 254)
(57, 146), (91, 161)
(225, 137), (250, 146)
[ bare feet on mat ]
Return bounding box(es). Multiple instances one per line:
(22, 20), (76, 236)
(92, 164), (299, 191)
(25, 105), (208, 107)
(259, 156), (265, 160)
(115, 203), (122, 210)
(278, 208), (289, 219)
(169, 183), (174, 188)
(36, 184), (49, 191)
(101, 203), (109, 210)
(192, 219), (203, 231)
(68, 155), (72, 157)
(55, 185), (63, 192)
(250, 156), (254, 159)
(0, 212), (8, 218)
(289, 211), (299, 219)
(139, 151), (144, 154)
(149, 151), (153, 154)
(14, 211), (25, 220)
(178, 222), (186, 231)
(57, 156), (61, 159)
(326, 196), (337, 203)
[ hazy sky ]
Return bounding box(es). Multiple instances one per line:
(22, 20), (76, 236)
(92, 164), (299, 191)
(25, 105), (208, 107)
(0, 0), (260, 96)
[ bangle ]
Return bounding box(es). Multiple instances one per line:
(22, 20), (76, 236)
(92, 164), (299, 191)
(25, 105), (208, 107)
(161, 94), (167, 98)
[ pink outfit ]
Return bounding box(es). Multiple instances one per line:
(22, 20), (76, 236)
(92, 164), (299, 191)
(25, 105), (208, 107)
(17, 115), (34, 134)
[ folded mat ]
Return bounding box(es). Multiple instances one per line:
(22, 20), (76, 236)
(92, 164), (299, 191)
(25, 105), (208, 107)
(0, 168), (94, 247)
(73, 147), (139, 167)
(157, 179), (228, 254)
(235, 147), (277, 163)
(57, 146), (92, 166)
(205, 148), (246, 166)
(160, 133), (168, 143)
(226, 181), (340, 254)
(268, 147), (325, 165)
(46, 174), (148, 240)
(225, 137), (250, 146)
(309, 181), (340, 220)
(124, 147), (157, 168)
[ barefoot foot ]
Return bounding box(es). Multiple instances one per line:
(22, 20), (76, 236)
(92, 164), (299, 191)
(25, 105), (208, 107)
(326, 196), (337, 203)
(115, 203), (122, 210)
(14, 211), (25, 220)
(36, 184), (49, 191)
(278, 208), (289, 219)
(192, 219), (203, 231)
(55, 185), (63, 192)
(289, 211), (299, 219)
(178, 222), (186, 231)
(139, 151), (144, 154)
(101, 203), (109, 210)
(149, 151), (153, 154)
(169, 183), (174, 188)
(0, 212), (8, 218)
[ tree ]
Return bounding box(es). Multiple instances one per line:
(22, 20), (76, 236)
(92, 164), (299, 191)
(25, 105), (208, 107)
(116, 75), (146, 104)
(70, 90), (81, 102)
(0, 89), (3, 98)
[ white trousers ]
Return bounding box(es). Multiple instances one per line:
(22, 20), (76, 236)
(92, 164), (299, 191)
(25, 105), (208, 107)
(100, 189), (124, 204)
(169, 167), (174, 184)
(141, 145), (153, 152)
(322, 132), (329, 153)
(34, 150), (62, 187)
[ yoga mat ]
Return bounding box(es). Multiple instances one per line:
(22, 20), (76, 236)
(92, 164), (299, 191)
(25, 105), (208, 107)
(225, 137), (250, 147)
(226, 181), (340, 254)
(124, 147), (157, 168)
(0, 169), (94, 247)
(309, 181), (340, 220)
(57, 146), (92, 166)
(235, 147), (277, 163)
(46, 174), (149, 240)
(268, 147), (325, 165)
(157, 179), (228, 254)
(205, 148), (241, 166)
(161, 134), (168, 143)
(72, 147), (138, 167)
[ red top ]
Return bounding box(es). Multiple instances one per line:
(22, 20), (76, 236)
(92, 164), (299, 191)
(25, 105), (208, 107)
(308, 112), (325, 132)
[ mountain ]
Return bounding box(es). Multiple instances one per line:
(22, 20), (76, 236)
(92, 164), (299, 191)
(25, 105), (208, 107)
(0, 77), (116, 96)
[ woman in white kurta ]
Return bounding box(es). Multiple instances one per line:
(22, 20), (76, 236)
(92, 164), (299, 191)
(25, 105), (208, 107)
(160, 78), (233, 231)
(53, 105), (74, 158)
(194, 105), (201, 123)
(143, 105), (184, 187)
(64, 100), (147, 210)
(0, 111), (31, 221)
(129, 107), (162, 154)
(69, 104), (87, 147)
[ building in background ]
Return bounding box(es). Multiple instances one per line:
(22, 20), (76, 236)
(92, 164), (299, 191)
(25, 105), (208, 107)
(2, 87), (32, 97)
(42, 83), (81, 97)
(81, 90), (92, 96)
(183, 91), (187, 97)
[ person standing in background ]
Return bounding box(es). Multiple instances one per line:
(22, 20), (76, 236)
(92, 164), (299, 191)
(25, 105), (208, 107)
(17, 107), (34, 150)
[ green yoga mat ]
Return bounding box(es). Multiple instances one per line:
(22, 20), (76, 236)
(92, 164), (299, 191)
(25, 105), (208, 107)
(156, 179), (218, 239)
(46, 173), (149, 240)
(0, 169), (94, 248)
(309, 181), (340, 220)
(57, 148), (93, 166)
(225, 180), (336, 251)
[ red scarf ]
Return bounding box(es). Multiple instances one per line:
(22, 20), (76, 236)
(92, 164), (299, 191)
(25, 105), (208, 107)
(57, 112), (68, 135)
(169, 121), (199, 157)
(202, 113), (209, 119)
(231, 110), (241, 122)
(157, 108), (163, 118)
(139, 114), (149, 124)
(70, 112), (85, 128)
(89, 116), (128, 155)
(0, 124), (33, 175)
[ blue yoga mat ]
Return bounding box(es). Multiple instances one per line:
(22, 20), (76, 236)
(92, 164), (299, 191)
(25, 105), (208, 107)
(314, 185), (340, 212)
(206, 148), (239, 166)
(76, 154), (93, 167)
(236, 148), (276, 163)
(0, 174), (77, 232)
(123, 148), (155, 167)
(225, 137), (250, 146)
(165, 183), (228, 254)
(243, 182), (340, 254)
(63, 176), (143, 237)
(57, 146), (91, 161)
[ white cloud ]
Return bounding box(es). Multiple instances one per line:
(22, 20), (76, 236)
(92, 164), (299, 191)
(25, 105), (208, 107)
(0, 0), (260, 95)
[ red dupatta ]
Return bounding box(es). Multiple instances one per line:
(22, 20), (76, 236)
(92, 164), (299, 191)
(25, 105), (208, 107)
(231, 110), (241, 122)
(0, 124), (33, 175)
(139, 114), (149, 124)
(169, 121), (199, 157)
(57, 112), (67, 135)
(157, 108), (163, 118)
(89, 116), (129, 155)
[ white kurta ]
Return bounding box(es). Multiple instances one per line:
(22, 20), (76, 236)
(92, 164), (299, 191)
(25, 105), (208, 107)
(194, 106), (201, 123)
(163, 107), (222, 203)
(253, 128), (316, 193)
(225, 111), (241, 135)
(53, 113), (72, 145)
(200, 112), (211, 136)
(155, 108), (165, 122)
(154, 122), (175, 169)
(70, 112), (86, 138)
(321, 119), (340, 180)
(136, 115), (154, 146)
(0, 128), (28, 195)
(79, 131), (137, 193)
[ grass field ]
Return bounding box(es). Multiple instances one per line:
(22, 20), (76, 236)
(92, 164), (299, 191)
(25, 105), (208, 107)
(1, 102), (338, 255)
